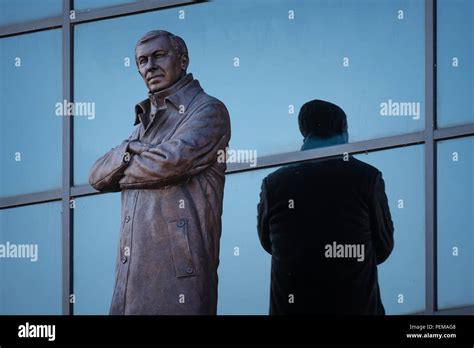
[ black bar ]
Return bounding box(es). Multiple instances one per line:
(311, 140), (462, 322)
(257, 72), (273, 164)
(3, 122), (471, 203)
(225, 131), (425, 174)
(61, 0), (74, 316)
(70, 185), (100, 198)
(0, 0), (200, 38)
(0, 190), (62, 209)
(0, 315), (473, 345)
(68, 131), (426, 199)
(434, 124), (474, 140)
(72, 0), (203, 24)
(424, 0), (437, 315)
(0, 16), (62, 38)
(435, 306), (474, 316)
(3, 123), (472, 204)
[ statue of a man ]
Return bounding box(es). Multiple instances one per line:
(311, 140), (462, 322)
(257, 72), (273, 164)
(89, 30), (231, 315)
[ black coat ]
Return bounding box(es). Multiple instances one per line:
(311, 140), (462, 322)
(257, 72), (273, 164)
(257, 155), (394, 315)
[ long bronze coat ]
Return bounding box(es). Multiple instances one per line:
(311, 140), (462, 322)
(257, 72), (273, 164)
(88, 74), (231, 315)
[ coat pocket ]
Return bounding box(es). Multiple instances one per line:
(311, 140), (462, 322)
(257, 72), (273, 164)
(167, 218), (197, 278)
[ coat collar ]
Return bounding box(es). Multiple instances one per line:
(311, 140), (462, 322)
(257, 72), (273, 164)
(300, 133), (348, 151)
(134, 73), (202, 126)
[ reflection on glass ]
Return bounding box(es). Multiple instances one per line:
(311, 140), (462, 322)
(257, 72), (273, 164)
(437, 136), (473, 310)
(74, 0), (139, 12)
(74, 193), (121, 314)
(74, 0), (425, 185)
(437, 0), (474, 127)
(0, 0), (61, 26)
(219, 168), (275, 314)
(0, 30), (62, 197)
(0, 202), (61, 314)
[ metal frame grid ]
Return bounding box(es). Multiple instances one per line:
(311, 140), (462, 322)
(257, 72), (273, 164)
(0, 0), (472, 315)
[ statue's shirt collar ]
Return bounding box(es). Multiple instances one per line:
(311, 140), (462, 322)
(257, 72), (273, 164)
(134, 73), (201, 126)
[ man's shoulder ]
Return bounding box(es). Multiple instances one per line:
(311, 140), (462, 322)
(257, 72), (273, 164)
(347, 156), (381, 173)
(264, 155), (381, 186)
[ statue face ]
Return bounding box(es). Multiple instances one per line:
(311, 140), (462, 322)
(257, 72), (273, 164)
(136, 35), (187, 93)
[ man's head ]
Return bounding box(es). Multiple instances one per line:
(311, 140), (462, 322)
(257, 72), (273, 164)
(135, 30), (189, 93)
(298, 100), (348, 143)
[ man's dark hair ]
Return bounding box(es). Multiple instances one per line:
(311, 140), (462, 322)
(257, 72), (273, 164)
(135, 30), (188, 59)
(298, 99), (348, 138)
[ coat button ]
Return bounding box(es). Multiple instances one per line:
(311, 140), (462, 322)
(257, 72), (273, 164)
(125, 216), (130, 223)
(177, 219), (185, 227)
(185, 267), (194, 274)
(121, 256), (128, 264)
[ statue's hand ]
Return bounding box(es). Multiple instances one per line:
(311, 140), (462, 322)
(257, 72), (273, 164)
(128, 140), (151, 155)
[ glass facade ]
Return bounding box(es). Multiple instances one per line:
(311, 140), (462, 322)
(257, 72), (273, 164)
(73, 193), (121, 314)
(437, 136), (474, 310)
(0, 29), (62, 197)
(0, 0), (472, 316)
(355, 145), (425, 314)
(74, 0), (425, 185)
(0, 202), (62, 314)
(0, 0), (62, 26)
(437, 0), (474, 127)
(219, 168), (274, 314)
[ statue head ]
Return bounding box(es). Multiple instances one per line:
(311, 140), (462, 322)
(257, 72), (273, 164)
(135, 30), (189, 93)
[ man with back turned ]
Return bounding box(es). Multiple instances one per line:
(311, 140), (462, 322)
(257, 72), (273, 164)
(257, 100), (394, 315)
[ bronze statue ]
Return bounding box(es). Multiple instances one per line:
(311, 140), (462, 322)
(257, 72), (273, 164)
(89, 30), (231, 315)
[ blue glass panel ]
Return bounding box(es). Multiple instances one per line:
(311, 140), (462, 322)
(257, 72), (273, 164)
(353, 145), (425, 315)
(0, 0), (62, 26)
(0, 30), (62, 197)
(74, 0), (425, 185)
(75, 0), (139, 12)
(437, 0), (474, 127)
(74, 193), (121, 314)
(437, 136), (474, 310)
(0, 202), (62, 314)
